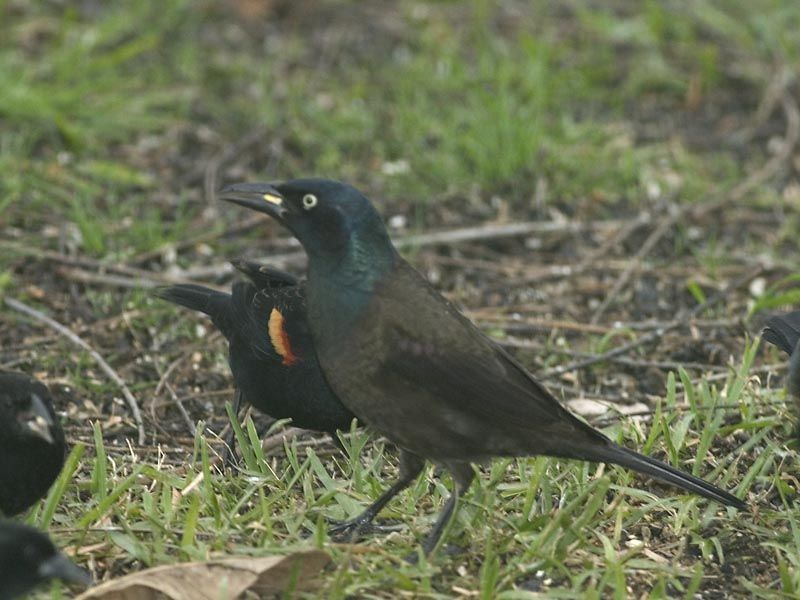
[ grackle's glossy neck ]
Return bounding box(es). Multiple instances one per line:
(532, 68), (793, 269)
(305, 228), (397, 335)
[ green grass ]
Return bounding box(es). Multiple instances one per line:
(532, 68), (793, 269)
(2, 0), (800, 597)
(25, 346), (792, 597)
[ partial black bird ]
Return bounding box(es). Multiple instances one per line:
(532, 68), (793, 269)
(221, 178), (745, 555)
(762, 310), (800, 413)
(0, 372), (66, 516)
(155, 260), (356, 459)
(0, 521), (91, 599)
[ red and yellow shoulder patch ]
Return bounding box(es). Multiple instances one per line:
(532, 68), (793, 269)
(268, 308), (299, 366)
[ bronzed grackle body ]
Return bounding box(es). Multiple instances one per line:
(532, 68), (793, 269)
(762, 310), (800, 413)
(221, 179), (745, 554)
(0, 372), (65, 516)
(0, 521), (91, 599)
(156, 260), (356, 453)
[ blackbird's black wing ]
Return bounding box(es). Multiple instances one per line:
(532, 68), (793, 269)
(763, 311), (800, 355)
(231, 259), (299, 288)
(236, 271), (310, 363)
(227, 281), (277, 359)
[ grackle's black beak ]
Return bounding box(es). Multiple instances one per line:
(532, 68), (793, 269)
(219, 182), (286, 219)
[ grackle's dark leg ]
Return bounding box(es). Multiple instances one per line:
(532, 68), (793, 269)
(420, 461), (475, 556)
(220, 388), (243, 470)
(329, 450), (425, 541)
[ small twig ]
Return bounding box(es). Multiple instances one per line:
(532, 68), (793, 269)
(152, 355), (197, 437)
(4, 296), (146, 445)
(56, 267), (161, 289)
(484, 316), (739, 333)
(0, 241), (180, 283)
(204, 127), (271, 207)
(590, 398), (788, 428)
(544, 266), (764, 378)
(130, 213), (266, 266)
(261, 427), (306, 454)
(482, 318), (613, 335)
(590, 206), (680, 324)
(180, 219), (629, 280)
(574, 211), (652, 276)
(589, 87), (800, 325)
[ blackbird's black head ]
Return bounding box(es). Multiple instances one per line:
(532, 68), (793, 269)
(1, 375), (57, 445)
(18, 391), (56, 445)
(0, 522), (92, 597)
(220, 179), (396, 277)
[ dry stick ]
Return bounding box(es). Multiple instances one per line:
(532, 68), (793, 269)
(590, 398), (788, 428)
(261, 427), (306, 454)
(732, 66), (792, 146)
(56, 267), (161, 290)
(0, 240), (182, 284)
(130, 213), (266, 266)
(4, 296), (146, 445)
(543, 265), (764, 379)
(590, 207), (680, 325)
(487, 316), (738, 333)
(574, 211), (652, 276)
(180, 219), (627, 280)
(151, 355), (197, 437)
(590, 88), (800, 325)
(204, 126), (271, 208)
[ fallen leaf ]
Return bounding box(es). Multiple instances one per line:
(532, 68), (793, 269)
(75, 550), (330, 600)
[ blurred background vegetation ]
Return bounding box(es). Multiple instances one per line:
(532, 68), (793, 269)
(3, 0), (798, 259)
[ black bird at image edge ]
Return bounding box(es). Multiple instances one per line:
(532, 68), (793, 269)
(0, 371), (66, 517)
(762, 310), (800, 417)
(0, 521), (91, 600)
(221, 178), (745, 554)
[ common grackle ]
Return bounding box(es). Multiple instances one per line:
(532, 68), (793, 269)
(0, 521), (91, 599)
(762, 310), (800, 413)
(155, 260), (356, 460)
(0, 372), (65, 516)
(221, 179), (745, 555)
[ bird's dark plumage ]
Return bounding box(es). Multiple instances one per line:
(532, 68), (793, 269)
(221, 178), (745, 554)
(762, 310), (800, 409)
(155, 261), (356, 442)
(0, 521), (91, 599)
(0, 372), (65, 516)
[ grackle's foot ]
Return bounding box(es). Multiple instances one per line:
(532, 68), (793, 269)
(326, 516), (403, 542)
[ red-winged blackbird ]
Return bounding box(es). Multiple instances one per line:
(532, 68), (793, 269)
(762, 310), (800, 413)
(156, 260), (356, 459)
(221, 179), (745, 555)
(0, 521), (91, 599)
(0, 371), (65, 516)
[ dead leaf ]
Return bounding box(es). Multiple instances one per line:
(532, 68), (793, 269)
(75, 550), (330, 600)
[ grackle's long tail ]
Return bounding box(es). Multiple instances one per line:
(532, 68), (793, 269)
(587, 443), (745, 509)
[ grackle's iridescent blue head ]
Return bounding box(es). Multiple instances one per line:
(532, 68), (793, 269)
(220, 179), (397, 284)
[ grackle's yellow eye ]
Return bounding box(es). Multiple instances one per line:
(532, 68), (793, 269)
(302, 194), (318, 210)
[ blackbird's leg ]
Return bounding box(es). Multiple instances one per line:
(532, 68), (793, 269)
(420, 461), (475, 556)
(329, 449), (425, 541)
(221, 388), (243, 470)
